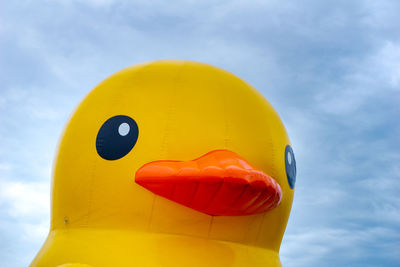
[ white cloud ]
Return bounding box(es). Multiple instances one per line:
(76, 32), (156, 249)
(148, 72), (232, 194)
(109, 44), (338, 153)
(0, 163), (13, 171)
(0, 180), (50, 220)
(345, 41), (400, 90)
(0, 180), (50, 266)
(315, 41), (400, 116)
(20, 220), (49, 241)
(281, 226), (400, 267)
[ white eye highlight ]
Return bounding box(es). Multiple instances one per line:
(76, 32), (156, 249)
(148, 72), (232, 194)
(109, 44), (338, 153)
(287, 151), (292, 164)
(118, 122), (130, 136)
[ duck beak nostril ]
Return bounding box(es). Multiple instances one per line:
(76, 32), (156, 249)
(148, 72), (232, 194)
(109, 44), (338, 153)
(135, 150), (282, 216)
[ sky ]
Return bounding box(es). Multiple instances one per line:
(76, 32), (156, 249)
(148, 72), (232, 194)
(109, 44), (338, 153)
(0, 0), (399, 266)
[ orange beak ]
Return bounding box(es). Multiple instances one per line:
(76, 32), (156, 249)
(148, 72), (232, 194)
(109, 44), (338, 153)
(135, 150), (282, 216)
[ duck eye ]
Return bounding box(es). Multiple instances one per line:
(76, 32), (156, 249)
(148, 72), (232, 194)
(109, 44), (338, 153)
(285, 145), (296, 189)
(96, 115), (139, 160)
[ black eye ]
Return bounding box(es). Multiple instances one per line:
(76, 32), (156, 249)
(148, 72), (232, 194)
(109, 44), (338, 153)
(285, 145), (296, 189)
(96, 115), (139, 160)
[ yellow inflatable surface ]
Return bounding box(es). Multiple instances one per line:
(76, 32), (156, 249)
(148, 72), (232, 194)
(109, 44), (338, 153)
(31, 60), (296, 267)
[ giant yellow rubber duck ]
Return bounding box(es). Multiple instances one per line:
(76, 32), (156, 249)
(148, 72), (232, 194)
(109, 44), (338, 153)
(31, 60), (296, 267)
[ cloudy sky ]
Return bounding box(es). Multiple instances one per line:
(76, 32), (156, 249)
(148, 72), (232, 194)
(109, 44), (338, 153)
(1, 0), (399, 266)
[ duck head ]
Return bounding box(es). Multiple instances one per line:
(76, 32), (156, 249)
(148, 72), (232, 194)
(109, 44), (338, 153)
(31, 60), (296, 267)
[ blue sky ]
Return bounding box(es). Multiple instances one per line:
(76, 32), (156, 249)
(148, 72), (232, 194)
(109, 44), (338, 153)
(1, 0), (399, 266)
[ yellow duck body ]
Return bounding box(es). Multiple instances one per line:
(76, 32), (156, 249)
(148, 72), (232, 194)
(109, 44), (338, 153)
(31, 60), (296, 267)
